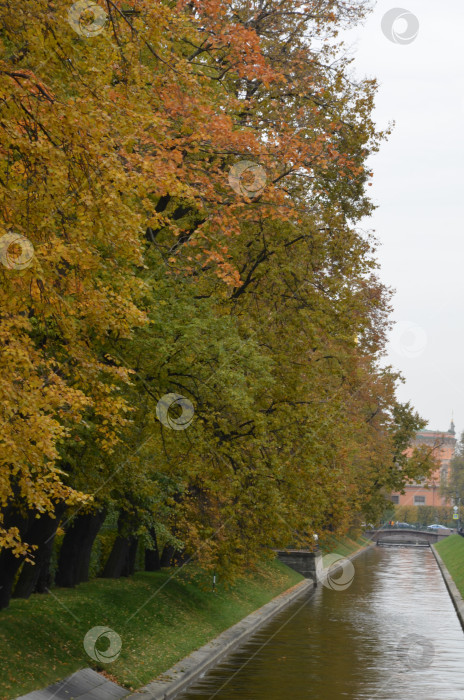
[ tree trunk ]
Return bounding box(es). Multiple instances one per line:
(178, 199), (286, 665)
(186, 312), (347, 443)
(101, 510), (140, 578)
(35, 558), (54, 593)
(0, 549), (23, 610)
(55, 509), (106, 588)
(102, 534), (130, 578)
(0, 505), (31, 609)
(159, 543), (175, 567)
(121, 536), (138, 576)
(145, 528), (160, 571)
(13, 504), (66, 599)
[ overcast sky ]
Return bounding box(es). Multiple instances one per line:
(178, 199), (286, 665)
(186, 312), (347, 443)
(342, 0), (464, 437)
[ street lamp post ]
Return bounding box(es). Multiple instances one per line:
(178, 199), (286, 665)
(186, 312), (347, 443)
(454, 493), (461, 532)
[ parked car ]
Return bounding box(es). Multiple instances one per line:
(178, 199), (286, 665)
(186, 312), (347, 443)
(427, 524), (449, 530)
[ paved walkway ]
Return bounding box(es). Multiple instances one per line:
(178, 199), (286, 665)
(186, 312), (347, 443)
(16, 668), (129, 700)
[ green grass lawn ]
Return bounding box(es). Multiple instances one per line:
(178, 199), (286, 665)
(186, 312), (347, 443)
(435, 534), (464, 598)
(0, 559), (303, 700)
(321, 533), (373, 557)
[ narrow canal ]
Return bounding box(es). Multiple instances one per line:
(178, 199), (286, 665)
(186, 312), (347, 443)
(178, 547), (464, 699)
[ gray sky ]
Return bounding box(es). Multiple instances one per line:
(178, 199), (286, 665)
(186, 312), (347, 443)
(343, 1), (464, 437)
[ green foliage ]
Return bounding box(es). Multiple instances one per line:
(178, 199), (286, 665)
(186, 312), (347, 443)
(394, 505), (463, 528)
(442, 432), (464, 504)
(88, 530), (118, 578)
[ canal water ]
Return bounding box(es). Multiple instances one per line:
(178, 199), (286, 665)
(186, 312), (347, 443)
(178, 546), (464, 699)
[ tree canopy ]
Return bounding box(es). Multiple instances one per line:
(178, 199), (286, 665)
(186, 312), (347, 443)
(442, 432), (464, 506)
(0, 0), (435, 608)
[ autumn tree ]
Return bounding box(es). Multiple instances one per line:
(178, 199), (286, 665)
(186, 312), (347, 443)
(442, 432), (464, 506)
(0, 0), (433, 607)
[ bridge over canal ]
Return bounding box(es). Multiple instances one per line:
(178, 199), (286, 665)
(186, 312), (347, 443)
(275, 528), (454, 579)
(364, 527), (452, 546)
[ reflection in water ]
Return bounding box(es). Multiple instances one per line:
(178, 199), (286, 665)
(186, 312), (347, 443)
(177, 547), (464, 700)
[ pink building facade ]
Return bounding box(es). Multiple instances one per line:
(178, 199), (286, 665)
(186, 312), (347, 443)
(391, 422), (456, 508)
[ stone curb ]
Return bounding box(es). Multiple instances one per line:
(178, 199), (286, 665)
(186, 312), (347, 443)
(132, 578), (314, 700)
(431, 544), (464, 632)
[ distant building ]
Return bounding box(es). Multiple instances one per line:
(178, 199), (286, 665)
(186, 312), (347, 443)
(391, 421), (456, 507)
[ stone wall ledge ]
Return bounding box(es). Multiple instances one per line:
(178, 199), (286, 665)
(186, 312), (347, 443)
(431, 544), (464, 632)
